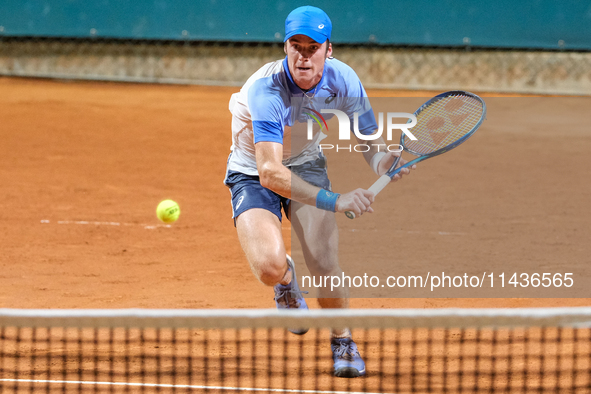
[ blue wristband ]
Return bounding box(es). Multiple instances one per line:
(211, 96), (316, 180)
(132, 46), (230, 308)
(315, 189), (340, 212)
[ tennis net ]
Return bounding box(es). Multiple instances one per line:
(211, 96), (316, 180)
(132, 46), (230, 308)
(1, 308), (591, 393)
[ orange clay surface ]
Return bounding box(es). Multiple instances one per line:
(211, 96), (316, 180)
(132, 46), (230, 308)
(0, 76), (589, 310)
(1, 77), (591, 393)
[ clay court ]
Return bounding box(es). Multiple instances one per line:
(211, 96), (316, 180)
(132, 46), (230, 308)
(1, 76), (589, 308)
(0, 76), (590, 392)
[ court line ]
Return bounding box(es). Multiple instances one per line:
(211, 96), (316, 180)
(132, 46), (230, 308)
(349, 229), (466, 236)
(0, 379), (387, 394)
(40, 219), (171, 230)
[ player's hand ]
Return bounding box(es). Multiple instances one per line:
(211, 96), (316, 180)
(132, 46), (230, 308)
(335, 188), (375, 217)
(377, 152), (417, 181)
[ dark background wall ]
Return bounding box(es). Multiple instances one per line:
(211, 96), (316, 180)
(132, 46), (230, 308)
(0, 0), (589, 50)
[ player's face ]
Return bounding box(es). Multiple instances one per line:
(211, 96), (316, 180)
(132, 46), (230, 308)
(284, 35), (332, 91)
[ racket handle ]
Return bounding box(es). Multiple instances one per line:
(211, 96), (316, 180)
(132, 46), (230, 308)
(345, 175), (391, 219)
(368, 175), (392, 196)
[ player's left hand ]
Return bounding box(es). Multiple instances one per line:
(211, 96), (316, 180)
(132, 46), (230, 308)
(377, 152), (416, 181)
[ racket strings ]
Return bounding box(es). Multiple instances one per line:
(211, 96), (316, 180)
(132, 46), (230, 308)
(403, 94), (483, 155)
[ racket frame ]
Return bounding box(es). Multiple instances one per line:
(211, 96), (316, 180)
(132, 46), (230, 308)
(345, 91), (486, 219)
(398, 90), (487, 161)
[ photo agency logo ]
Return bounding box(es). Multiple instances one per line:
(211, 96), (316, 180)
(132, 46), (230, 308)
(304, 108), (418, 152)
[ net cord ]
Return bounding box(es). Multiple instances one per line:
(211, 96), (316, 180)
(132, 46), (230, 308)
(0, 308), (590, 329)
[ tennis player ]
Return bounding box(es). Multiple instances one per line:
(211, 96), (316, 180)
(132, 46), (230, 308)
(224, 6), (413, 378)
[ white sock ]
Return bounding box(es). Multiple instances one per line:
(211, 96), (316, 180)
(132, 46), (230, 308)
(331, 328), (351, 339)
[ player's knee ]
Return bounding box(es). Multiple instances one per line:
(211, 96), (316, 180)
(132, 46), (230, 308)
(307, 259), (340, 278)
(306, 235), (337, 260)
(304, 247), (339, 277)
(250, 252), (287, 286)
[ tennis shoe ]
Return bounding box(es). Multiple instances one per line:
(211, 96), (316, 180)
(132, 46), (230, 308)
(274, 255), (309, 335)
(331, 338), (366, 378)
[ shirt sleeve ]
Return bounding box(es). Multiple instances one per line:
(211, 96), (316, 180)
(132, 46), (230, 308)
(339, 67), (378, 136)
(354, 107), (379, 136)
(248, 78), (285, 144)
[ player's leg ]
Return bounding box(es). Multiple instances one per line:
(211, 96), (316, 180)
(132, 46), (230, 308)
(288, 155), (366, 377)
(227, 170), (308, 334)
(235, 208), (289, 286)
(290, 202), (366, 377)
(236, 209), (309, 336)
(226, 170), (289, 285)
(289, 202), (347, 306)
(287, 154), (349, 305)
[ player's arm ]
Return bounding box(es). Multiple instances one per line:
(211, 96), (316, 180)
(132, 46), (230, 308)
(255, 141), (374, 216)
(343, 72), (416, 180)
(357, 134), (416, 181)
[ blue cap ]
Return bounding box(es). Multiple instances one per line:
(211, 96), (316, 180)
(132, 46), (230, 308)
(284, 6), (332, 44)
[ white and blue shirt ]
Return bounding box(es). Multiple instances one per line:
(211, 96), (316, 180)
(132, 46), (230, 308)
(227, 57), (377, 175)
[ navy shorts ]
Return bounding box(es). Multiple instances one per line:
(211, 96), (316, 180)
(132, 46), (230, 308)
(224, 153), (331, 223)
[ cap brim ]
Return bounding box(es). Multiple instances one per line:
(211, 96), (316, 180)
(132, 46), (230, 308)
(284, 29), (327, 44)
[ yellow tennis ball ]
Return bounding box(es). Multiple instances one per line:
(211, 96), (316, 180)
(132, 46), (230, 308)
(156, 200), (180, 223)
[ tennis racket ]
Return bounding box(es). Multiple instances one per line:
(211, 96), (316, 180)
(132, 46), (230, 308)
(345, 91), (486, 219)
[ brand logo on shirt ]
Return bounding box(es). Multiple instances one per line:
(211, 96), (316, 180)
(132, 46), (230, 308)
(325, 93), (337, 104)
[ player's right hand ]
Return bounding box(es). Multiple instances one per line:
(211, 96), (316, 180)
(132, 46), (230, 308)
(335, 188), (375, 217)
(377, 152), (417, 181)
